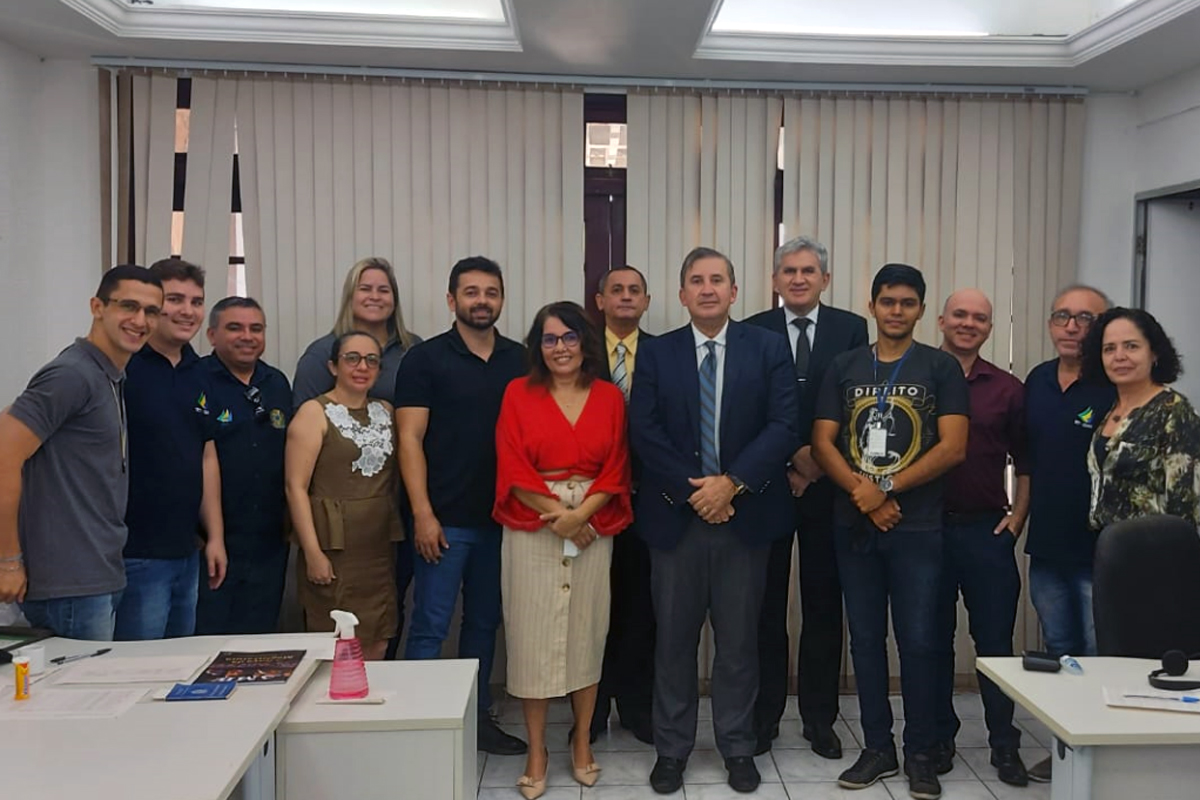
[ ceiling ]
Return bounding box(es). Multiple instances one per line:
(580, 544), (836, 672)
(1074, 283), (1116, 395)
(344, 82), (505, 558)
(0, 0), (1199, 91)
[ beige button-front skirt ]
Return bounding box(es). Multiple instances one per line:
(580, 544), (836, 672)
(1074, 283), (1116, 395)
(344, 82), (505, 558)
(501, 478), (614, 699)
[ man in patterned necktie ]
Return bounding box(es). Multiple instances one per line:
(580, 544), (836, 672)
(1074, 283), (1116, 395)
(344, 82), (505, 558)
(591, 266), (655, 744)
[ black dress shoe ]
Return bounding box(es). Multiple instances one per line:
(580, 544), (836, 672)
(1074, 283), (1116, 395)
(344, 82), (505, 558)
(478, 716), (528, 755)
(803, 724), (843, 759)
(725, 756), (761, 793)
(753, 723), (780, 755)
(650, 756), (686, 794)
(991, 746), (1029, 786)
(621, 715), (654, 745)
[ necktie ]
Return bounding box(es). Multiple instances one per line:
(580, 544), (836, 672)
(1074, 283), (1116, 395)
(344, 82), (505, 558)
(699, 341), (719, 476)
(792, 317), (812, 382)
(612, 342), (630, 401)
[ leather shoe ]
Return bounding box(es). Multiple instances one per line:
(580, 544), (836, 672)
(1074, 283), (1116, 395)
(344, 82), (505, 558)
(1028, 755), (1052, 783)
(650, 756), (686, 794)
(725, 756), (761, 793)
(991, 746), (1029, 787)
(621, 715), (654, 745)
(478, 716), (528, 755)
(803, 724), (843, 759)
(753, 723), (780, 756)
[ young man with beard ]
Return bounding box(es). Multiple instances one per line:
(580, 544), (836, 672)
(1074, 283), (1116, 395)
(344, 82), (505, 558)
(0, 265), (162, 639)
(395, 256), (528, 755)
(115, 258), (226, 640)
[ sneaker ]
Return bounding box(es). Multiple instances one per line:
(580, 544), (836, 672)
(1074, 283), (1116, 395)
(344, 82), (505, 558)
(905, 753), (943, 800)
(991, 746), (1029, 786)
(934, 740), (955, 774)
(838, 748), (900, 789)
(478, 715), (528, 755)
(650, 756), (686, 794)
(1028, 755), (1052, 783)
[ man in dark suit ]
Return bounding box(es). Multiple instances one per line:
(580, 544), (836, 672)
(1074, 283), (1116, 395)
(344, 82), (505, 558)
(630, 247), (799, 795)
(745, 236), (869, 758)
(591, 265), (655, 745)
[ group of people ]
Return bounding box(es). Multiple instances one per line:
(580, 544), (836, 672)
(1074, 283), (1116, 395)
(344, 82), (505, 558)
(1, 235), (1197, 800)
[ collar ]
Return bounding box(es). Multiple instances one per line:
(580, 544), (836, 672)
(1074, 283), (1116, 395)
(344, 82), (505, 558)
(964, 355), (999, 382)
(691, 320), (730, 349)
(136, 341), (200, 368)
(75, 337), (125, 382)
(783, 303), (820, 328)
(207, 353), (267, 386)
(606, 327), (640, 355)
(447, 322), (518, 356)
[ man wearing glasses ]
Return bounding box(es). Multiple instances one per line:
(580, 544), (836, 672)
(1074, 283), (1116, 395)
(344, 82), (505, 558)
(0, 265), (162, 639)
(195, 297), (292, 635)
(1023, 285), (1115, 783)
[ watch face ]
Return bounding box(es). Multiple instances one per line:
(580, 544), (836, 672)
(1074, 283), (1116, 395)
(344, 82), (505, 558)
(879, 477), (893, 493)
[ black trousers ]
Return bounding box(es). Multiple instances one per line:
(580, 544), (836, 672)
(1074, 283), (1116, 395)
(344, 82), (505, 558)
(595, 525), (656, 727)
(754, 504), (843, 736)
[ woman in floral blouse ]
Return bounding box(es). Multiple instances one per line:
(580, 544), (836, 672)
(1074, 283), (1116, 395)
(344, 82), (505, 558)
(1081, 307), (1200, 531)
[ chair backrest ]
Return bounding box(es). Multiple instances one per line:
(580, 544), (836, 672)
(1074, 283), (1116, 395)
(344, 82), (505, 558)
(1093, 514), (1200, 658)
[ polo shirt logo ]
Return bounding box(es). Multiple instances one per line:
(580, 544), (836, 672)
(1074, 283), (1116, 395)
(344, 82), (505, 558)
(217, 409), (232, 423)
(1076, 406), (1095, 428)
(195, 392), (210, 415)
(270, 409), (286, 429)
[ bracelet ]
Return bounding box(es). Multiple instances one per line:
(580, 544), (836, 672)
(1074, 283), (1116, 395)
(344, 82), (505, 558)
(0, 553), (22, 563)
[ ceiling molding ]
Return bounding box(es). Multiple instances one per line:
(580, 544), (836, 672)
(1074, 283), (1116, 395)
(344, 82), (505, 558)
(695, 0), (1200, 69)
(57, 0), (522, 51)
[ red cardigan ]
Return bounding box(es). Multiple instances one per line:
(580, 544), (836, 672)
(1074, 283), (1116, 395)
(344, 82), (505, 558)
(493, 376), (633, 535)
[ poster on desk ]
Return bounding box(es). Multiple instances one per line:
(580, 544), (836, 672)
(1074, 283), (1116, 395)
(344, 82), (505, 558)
(194, 650), (305, 685)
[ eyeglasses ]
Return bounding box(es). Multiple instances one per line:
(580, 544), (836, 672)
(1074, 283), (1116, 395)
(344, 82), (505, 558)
(1049, 310), (1097, 328)
(105, 298), (162, 319)
(340, 352), (382, 369)
(540, 331), (581, 349)
(244, 385), (268, 423)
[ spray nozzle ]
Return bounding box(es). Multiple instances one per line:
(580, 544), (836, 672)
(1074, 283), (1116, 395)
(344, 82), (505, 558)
(330, 609), (360, 640)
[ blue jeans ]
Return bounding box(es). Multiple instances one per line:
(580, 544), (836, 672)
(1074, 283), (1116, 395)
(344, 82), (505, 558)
(405, 524), (502, 714)
(1029, 557), (1096, 657)
(195, 543), (289, 636)
(935, 513), (1022, 749)
(21, 591), (123, 641)
(836, 525), (943, 756)
(114, 552), (201, 640)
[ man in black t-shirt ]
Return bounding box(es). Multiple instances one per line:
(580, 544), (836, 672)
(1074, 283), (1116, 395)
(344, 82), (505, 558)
(813, 264), (969, 800)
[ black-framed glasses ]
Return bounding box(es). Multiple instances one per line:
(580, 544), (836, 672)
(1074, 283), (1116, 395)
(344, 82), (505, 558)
(104, 298), (162, 319)
(244, 385), (268, 423)
(540, 331), (581, 349)
(339, 352), (382, 369)
(1049, 310), (1097, 328)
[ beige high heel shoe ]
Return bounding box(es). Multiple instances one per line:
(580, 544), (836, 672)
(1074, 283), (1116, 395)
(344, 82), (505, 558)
(571, 751), (602, 787)
(516, 749), (549, 799)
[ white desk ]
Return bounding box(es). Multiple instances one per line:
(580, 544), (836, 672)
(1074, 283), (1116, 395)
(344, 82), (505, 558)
(978, 656), (1200, 800)
(276, 659), (477, 800)
(6, 634), (326, 800)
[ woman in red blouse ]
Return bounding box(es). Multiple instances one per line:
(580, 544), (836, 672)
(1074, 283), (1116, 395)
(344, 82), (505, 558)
(494, 301), (632, 798)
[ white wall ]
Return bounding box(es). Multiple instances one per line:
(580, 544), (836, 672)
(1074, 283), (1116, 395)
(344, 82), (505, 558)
(0, 41), (102, 406)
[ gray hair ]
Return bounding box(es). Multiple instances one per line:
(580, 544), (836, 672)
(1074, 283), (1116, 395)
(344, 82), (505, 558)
(1051, 283), (1112, 311)
(774, 235), (829, 276)
(680, 246), (736, 288)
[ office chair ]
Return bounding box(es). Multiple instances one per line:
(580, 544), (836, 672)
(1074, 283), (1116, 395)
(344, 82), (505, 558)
(1093, 514), (1200, 658)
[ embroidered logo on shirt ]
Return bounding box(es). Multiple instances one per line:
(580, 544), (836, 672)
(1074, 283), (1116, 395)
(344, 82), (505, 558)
(1076, 406), (1095, 428)
(270, 409), (286, 429)
(195, 392), (210, 415)
(217, 409), (232, 423)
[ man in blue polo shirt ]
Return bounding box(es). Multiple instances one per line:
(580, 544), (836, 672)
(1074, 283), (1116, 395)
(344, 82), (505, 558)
(196, 297), (291, 635)
(115, 258), (226, 640)
(0, 266), (162, 639)
(1024, 284), (1114, 783)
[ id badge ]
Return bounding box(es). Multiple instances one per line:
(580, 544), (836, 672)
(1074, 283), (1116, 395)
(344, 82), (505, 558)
(866, 423), (888, 458)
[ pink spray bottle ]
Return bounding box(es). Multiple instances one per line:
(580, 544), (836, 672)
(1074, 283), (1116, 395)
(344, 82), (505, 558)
(328, 610), (370, 700)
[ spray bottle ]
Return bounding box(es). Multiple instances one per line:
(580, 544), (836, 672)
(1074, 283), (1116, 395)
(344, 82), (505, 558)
(328, 609), (370, 700)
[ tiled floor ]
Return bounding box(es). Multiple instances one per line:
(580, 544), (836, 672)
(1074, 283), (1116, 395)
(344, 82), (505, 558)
(476, 693), (1053, 799)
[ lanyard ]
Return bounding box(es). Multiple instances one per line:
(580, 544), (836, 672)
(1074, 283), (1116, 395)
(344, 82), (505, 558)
(872, 343), (914, 416)
(109, 379), (127, 473)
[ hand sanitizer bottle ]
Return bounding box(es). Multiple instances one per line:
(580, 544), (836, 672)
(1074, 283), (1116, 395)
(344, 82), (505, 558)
(328, 610), (370, 700)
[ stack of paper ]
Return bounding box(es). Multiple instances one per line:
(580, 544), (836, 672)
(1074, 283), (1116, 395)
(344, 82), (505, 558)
(56, 655), (210, 685)
(1103, 686), (1200, 713)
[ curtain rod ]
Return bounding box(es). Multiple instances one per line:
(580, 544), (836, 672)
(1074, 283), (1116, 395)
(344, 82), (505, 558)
(91, 57), (1089, 97)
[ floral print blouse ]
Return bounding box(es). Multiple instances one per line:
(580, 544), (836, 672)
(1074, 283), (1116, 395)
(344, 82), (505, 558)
(1088, 388), (1200, 531)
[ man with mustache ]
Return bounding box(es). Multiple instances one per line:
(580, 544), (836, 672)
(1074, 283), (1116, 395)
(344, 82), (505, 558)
(395, 256), (528, 755)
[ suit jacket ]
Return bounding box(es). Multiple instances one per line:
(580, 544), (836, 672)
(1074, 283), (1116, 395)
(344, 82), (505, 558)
(744, 303), (869, 519)
(629, 320), (800, 550)
(600, 327), (654, 490)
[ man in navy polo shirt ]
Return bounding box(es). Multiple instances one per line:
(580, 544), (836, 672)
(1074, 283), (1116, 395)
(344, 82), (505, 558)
(115, 258), (226, 640)
(1024, 284), (1114, 783)
(196, 297), (291, 635)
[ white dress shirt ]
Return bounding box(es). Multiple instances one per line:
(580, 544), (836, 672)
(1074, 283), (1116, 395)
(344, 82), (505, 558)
(783, 303), (820, 360)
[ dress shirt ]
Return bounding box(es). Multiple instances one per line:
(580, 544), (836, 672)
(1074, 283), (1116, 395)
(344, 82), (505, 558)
(692, 321), (728, 469)
(606, 327), (641, 379)
(783, 303), (820, 358)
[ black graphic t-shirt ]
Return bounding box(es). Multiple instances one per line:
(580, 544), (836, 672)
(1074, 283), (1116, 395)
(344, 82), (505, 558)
(815, 341), (970, 531)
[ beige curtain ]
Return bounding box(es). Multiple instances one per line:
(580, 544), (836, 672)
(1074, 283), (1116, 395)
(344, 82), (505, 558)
(127, 73), (178, 266)
(235, 79), (585, 373)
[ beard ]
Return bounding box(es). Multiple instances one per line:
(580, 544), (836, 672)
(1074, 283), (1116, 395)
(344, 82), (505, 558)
(456, 303), (498, 331)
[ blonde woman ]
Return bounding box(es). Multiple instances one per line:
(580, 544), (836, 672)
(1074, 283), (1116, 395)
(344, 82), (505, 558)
(292, 257), (421, 410)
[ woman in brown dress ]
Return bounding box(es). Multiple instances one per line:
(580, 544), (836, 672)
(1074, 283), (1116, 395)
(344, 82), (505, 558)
(285, 331), (404, 659)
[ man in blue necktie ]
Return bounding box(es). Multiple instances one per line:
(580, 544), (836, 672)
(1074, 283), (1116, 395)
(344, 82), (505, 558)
(630, 247), (799, 795)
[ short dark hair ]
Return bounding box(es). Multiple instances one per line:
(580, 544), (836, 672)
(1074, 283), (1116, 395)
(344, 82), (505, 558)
(149, 257), (206, 288)
(524, 301), (606, 388)
(597, 265), (648, 294)
(871, 263), (926, 303)
(329, 330), (382, 363)
(96, 264), (161, 301)
(680, 247), (735, 288)
(448, 256), (504, 296)
(208, 296), (264, 329)
(1081, 307), (1182, 386)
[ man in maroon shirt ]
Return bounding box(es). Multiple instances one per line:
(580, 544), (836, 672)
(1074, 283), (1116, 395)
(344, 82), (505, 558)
(933, 288), (1031, 787)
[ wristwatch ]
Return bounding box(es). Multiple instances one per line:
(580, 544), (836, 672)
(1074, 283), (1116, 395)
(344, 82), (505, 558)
(728, 474), (749, 496)
(878, 475), (894, 495)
